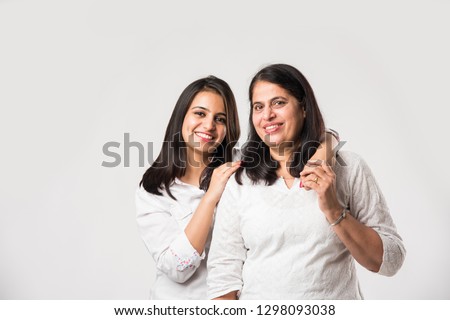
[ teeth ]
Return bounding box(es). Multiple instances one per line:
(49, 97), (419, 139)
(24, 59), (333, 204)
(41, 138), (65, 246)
(265, 124), (279, 130)
(196, 132), (213, 140)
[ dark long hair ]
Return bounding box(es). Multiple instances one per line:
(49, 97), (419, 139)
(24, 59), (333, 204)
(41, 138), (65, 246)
(236, 64), (325, 185)
(140, 76), (240, 199)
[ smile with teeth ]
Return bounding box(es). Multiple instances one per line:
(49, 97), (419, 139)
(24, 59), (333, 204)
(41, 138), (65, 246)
(195, 132), (214, 141)
(264, 123), (283, 133)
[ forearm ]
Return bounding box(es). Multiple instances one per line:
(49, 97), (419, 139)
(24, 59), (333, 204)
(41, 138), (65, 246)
(212, 291), (238, 300)
(330, 210), (383, 272)
(186, 161), (241, 254)
(310, 131), (339, 165)
(184, 193), (217, 254)
(207, 184), (246, 301)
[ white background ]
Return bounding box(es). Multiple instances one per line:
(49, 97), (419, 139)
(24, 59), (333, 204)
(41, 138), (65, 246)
(1, 0), (449, 299)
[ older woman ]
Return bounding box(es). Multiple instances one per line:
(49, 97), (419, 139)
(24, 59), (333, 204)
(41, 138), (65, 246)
(136, 75), (337, 299)
(207, 64), (406, 300)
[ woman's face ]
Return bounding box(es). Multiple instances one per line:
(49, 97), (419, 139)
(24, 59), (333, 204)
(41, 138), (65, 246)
(251, 81), (305, 148)
(182, 90), (227, 160)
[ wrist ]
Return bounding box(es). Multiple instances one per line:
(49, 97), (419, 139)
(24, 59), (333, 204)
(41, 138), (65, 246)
(326, 207), (344, 222)
(203, 190), (220, 206)
(329, 207), (349, 226)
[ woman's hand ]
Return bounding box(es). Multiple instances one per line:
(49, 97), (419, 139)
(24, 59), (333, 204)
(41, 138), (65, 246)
(300, 159), (322, 190)
(300, 160), (343, 223)
(185, 161), (241, 255)
(212, 291), (238, 300)
(301, 160), (384, 272)
(205, 161), (241, 204)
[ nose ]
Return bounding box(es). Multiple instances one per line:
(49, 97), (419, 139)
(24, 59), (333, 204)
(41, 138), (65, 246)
(262, 106), (275, 121)
(202, 116), (216, 131)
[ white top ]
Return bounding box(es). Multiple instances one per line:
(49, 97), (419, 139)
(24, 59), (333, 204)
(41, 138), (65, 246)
(207, 151), (406, 300)
(135, 178), (210, 299)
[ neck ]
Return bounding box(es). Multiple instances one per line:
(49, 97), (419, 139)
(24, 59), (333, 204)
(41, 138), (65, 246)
(270, 145), (293, 164)
(270, 145), (295, 180)
(180, 150), (210, 186)
(276, 160), (293, 180)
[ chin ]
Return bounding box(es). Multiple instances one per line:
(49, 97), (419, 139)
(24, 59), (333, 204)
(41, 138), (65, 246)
(262, 140), (279, 148)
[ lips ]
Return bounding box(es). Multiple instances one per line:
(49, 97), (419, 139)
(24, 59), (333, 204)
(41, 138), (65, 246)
(195, 132), (214, 142)
(263, 123), (283, 134)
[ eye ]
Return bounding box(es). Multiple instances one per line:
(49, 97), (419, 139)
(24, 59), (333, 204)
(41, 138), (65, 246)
(215, 116), (227, 124)
(253, 104), (263, 112)
(272, 100), (286, 108)
(194, 111), (206, 117)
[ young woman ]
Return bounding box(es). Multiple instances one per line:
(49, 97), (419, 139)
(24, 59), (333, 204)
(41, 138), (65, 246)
(207, 64), (406, 300)
(136, 75), (338, 299)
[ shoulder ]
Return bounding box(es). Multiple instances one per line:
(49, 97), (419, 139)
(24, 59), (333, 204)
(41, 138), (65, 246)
(221, 172), (252, 200)
(334, 150), (367, 175)
(232, 170), (256, 187)
(135, 185), (173, 213)
(226, 172), (243, 191)
(334, 150), (378, 188)
(335, 150), (362, 166)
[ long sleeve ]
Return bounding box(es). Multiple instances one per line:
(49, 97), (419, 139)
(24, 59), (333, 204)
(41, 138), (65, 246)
(342, 153), (406, 276)
(135, 187), (204, 284)
(207, 180), (247, 299)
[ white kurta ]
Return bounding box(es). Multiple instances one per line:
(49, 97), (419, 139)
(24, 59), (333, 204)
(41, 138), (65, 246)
(207, 151), (406, 300)
(136, 178), (210, 299)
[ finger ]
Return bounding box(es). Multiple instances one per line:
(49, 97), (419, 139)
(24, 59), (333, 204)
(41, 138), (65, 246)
(301, 159), (325, 177)
(307, 165), (335, 189)
(300, 165), (316, 177)
(321, 160), (335, 176)
(224, 161), (240, 167)
(303, 178), (320, 192)
(300, 178), (310, 190)
(302, 166), (327, 183)
(311, 168), (328, 181)
(220, 161), (240, 171)
(304, 174), (322, 189)
(218, 160), (241, 172)
(300, 169), (314, 178)
(232, 160), (242, 166)
(223, 161), (241, 177)
(306, 159), (323, 167)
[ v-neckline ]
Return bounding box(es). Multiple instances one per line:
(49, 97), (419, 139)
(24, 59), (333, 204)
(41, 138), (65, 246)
(278, 176), (300, 191)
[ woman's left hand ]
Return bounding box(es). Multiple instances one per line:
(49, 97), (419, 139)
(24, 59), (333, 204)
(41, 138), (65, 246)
(300, 160), (343, 223)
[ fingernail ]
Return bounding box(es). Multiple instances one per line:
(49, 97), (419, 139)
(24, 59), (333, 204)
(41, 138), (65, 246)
(309, 159), (322, 165)
(299, 181), (303, 188)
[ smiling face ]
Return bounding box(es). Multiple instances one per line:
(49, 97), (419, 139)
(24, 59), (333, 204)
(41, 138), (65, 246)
(181, 90), (227, 162)
(251, 81), (305, 153)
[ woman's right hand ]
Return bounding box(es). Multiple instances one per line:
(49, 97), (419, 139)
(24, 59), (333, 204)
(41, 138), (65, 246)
(205, 161), (241, 204)
(185, 160), (241, 255)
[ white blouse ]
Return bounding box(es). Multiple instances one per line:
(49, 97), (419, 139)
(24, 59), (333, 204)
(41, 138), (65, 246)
(207, 151), (406, 299)
(135, 178), (210, 299)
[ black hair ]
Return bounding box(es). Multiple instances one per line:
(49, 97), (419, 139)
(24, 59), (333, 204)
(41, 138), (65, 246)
(236, 64), (324, 185)
(140, 76), (240, 199)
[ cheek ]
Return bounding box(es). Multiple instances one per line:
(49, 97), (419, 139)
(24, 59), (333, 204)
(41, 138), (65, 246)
(182, 116), (197, 131)
(218, 126), (226, 142)
(252, 113), (260, 128)
(296, 113), (305, 131)
(181, 118), (191, 141)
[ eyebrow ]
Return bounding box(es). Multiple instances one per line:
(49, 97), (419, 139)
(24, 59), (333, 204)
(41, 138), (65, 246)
(252, 96), (288, 105)
(192, 106), (226, 117)
(271, 96), (288, 101)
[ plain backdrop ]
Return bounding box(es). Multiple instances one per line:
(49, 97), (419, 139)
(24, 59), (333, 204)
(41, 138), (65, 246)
(1, 0), (449, 299)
